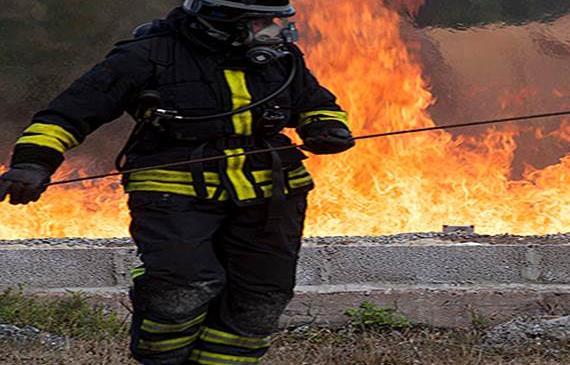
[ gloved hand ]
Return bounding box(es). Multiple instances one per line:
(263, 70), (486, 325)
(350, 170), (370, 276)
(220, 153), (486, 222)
(301, 126), (356, 155)
(0, 164), (52, 205)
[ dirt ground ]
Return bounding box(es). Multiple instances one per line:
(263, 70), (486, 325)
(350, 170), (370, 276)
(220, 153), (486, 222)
(1, 327), (568, 365)
(1, 291), (567, 364)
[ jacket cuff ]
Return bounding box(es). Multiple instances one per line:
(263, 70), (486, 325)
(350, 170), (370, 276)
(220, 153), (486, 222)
(297, 119), (350, 139)
(10, 145), (64, 175)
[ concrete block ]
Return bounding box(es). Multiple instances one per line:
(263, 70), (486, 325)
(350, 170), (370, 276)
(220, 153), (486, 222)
(2, 243), (569, 289)
(322, 244), (528, 285)
(112, 248), (140, 287)
(296, 247), (327, 286)
(283, 284), (570, 328)
(0, 247), (117, 289)
(523, 246), (570, 284)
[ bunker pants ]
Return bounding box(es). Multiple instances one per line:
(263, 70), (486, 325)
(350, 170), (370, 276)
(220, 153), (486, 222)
(127, 191), (308, 365)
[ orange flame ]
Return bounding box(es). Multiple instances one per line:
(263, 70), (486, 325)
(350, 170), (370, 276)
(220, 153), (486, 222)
(0, 165), (129, 239)
(0, 0), (568, 239)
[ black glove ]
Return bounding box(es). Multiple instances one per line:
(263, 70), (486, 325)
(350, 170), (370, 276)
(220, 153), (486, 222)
(0, 164), (52, 205)
(301, 126), (356, 155)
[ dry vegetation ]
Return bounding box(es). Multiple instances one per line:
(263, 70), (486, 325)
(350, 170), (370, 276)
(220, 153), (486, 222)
(1, 328), (569, 365)
(0, 291), (568, 365)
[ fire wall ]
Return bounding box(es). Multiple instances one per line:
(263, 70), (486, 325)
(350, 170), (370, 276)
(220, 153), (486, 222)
(0, 1), (568, 239)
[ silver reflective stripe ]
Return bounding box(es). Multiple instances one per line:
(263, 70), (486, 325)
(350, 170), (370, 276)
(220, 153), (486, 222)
(202, 0), (294, 13)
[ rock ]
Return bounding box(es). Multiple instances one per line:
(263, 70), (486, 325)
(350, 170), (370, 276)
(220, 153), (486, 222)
(482, 316), (570, 348)
(0, 323), (67, 349)
(542, 316), (570, 341)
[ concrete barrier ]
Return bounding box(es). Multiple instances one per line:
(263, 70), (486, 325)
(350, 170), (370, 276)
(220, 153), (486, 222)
(1, 238), (569, 328)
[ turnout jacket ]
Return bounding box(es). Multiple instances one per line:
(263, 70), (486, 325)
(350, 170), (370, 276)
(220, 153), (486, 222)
(11, 8), (350, 205)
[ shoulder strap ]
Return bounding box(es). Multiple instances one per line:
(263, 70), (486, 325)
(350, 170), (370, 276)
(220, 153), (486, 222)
(124, 20), (174, 84)
(145, 20), (174, 71)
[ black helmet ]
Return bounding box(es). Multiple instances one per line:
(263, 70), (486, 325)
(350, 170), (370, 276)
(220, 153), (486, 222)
(183, 0), (296, 22)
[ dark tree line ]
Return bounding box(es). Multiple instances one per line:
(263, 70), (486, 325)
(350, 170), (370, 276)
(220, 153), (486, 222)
(415, 0), (570, 28)
(0, 0), (178, 156)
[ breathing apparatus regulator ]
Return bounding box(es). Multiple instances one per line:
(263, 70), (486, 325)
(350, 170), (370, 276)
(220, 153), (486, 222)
(160, 0), (301, 121)
(183, 0), (298, 65)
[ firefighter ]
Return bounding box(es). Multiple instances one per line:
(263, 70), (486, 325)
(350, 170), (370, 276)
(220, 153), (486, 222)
(0, 1), (354, 364)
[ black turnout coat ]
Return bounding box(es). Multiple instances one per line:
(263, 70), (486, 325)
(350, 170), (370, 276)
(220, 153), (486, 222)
(11, 8), (350, 205)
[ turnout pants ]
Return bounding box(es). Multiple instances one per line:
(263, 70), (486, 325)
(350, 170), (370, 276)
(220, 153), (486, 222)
(127, 191), (308, 365)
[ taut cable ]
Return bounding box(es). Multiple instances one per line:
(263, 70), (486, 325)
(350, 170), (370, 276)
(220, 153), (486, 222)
(46, 109), (570, 187)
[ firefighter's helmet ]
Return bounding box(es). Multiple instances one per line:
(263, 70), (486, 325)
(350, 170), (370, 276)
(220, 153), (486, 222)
(182, 0), (296, 22)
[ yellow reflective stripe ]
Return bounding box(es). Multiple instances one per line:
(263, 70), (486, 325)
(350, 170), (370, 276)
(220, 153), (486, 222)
(125, 181), (217, 198)
(200, 328), (271, 350)
(252, 170), (272, 184)
(131, 267), (145, 280)
(129, 169), (221, 185)
(252, 168), (311, 186)
(138, 332), (200, 353)
(190, 349), (260, 364)
(16, 135), (67, 153)
(259, 185), (273, 198)
(129, 170), (193, 183)
(299, 110), (349, 127)
(224, 70), (253, 136)
(141, 312), (207, 334)
(224, 149), (256, 201)
(288, 166), (310, 179)
(289, 175), (313, 189)
(218, 190), (229, 201)
(258, 184), (290, 198)
(24, 123), (79, 148)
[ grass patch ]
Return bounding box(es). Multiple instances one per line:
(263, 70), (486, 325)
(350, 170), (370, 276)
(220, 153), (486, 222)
(0, 289), (128, 340)
(345, 301), (411, 331)
(0, 293), (567, 364)
(1, 322), (568, 365)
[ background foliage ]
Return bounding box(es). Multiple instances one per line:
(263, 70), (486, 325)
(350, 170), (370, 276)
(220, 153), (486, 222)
(415, 0), (570, 28)
(0, 0), (178, 162)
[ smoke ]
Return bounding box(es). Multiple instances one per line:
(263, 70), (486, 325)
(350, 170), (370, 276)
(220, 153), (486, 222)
(412, 13), (570, 178)
(0, 0), (568, 176)
(0, 0), (179, 169)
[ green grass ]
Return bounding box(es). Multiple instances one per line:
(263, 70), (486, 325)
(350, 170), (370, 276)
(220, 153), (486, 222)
(345, 301), (411, 331)
(0, 288), (128, 340)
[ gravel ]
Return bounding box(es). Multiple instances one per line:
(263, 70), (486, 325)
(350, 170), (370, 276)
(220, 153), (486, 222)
(0, 324), (67, 349)
(0, 237), (133, 247)
(0, 232), (568, 247)
(303, 232), (570, 246)
(483, 316), (570, 349)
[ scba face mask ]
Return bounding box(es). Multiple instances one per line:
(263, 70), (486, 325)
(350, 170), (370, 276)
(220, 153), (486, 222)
(241, 17), (298, 64)
(184, 0), (298, 64)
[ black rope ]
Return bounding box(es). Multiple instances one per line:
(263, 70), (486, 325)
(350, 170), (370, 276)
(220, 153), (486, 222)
(353, 110), (570, 141)
(46, 109), (570, 187)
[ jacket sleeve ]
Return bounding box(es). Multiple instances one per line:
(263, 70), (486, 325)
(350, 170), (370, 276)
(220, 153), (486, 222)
(10, 40), (155, 174)
(288, 46), (350, 136)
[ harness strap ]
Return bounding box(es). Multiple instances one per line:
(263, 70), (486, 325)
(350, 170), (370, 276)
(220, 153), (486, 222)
(189, 143), (208, 199)
(148, 23), (173, 70)
(264, 141), (286, 232)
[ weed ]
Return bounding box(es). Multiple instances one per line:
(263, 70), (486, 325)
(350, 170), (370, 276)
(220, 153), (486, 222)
(468, 306), (490, 330)
(345, 301), (411, 331)
(0, 288), (128, 340)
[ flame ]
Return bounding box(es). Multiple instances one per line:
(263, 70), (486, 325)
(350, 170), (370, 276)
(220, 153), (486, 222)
(0, 0), (568, 239)
(0, 165), (129, 239)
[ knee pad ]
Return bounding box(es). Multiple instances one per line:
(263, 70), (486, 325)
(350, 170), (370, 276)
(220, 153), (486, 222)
(133, 277), (225, 321)
(224, 291), (293, 336)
